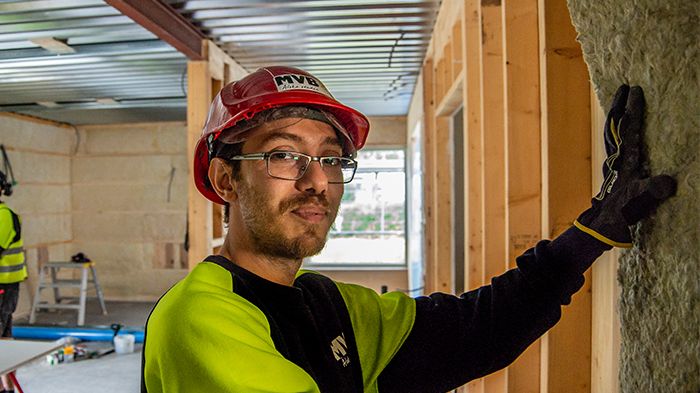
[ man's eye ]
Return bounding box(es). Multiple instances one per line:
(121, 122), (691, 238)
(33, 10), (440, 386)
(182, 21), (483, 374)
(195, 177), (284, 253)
(323, 157), (342, 166)
(270, 152), (297, 161)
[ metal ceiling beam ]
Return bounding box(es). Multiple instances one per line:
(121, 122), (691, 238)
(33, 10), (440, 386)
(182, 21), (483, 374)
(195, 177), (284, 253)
(0, 40), (174, 61)
(106, 0), (206, 59)
(0, 98), (186, 112)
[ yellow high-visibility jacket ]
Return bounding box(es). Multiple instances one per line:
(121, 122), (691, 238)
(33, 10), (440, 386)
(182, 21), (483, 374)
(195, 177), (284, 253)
(0, 202), (26, 284)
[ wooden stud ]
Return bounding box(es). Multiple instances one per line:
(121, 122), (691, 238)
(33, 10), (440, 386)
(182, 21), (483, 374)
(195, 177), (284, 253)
(590, 90), (620, 393)
(538, 0), (593, 392)
(464, 0), (485, 294)
(204, 40), (227, 81)
(480, 0), (507, 392)
(435, 115), (453, 293)
(502, 0), (542, 391)
(422, 58), (438, 293)
(184, 40), (245, 270)
(452, 20), (464, 81)
(436, 56), (446, 106)
(465, 0), (484, 383)
(186, 61), (214, 270)
(444, 41), (454, 88)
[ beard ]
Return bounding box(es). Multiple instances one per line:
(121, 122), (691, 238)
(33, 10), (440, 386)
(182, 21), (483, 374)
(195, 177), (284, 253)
(237, 181), (338, 260)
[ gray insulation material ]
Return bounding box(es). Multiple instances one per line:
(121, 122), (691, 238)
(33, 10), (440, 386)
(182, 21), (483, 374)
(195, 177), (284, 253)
(567, 1), (699, 393)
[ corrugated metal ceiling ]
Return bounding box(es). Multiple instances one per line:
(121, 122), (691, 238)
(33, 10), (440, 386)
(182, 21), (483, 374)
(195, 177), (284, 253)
(0, 0), (439, 125)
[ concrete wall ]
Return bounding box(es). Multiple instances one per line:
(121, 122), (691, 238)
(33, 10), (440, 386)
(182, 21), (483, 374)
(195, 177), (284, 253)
(568, 2), (699, 392)
(0, 113), (74, 316)
(364, 116), (407, 147)
(72, 122), (189, 301)
(2, 114), (407, 307)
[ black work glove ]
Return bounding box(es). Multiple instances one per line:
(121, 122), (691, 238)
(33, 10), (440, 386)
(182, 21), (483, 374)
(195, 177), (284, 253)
(574, 85), (676, 248)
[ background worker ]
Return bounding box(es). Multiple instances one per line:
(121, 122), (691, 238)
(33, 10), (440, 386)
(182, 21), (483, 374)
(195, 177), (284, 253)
(0, 170), (26, 393)
(141, 67), (676, 392)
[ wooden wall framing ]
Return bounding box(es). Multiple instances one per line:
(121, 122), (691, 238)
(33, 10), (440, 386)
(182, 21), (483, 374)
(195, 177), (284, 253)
(186, 40), (247, 269)
(414, 0), (605, 391)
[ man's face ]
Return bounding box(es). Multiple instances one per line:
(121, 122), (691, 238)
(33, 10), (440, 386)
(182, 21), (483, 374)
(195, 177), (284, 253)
(232, 117), (344, 260)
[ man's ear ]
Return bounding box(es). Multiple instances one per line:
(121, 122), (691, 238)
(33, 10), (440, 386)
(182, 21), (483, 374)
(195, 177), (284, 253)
(208, 158), (238, 203)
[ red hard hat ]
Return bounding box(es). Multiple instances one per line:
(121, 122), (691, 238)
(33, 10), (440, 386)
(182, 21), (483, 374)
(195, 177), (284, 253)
(193, 66), (370, 205)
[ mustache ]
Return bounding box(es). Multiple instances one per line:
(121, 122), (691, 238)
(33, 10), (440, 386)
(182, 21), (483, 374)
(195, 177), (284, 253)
(279, 194), (330, 214)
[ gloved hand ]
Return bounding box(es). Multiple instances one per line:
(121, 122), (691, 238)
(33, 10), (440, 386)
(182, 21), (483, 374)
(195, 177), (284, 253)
(574, 85), (676, 248)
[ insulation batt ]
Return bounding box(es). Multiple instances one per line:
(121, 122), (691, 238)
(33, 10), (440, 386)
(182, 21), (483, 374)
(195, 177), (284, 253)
(567, 1), (699, 392)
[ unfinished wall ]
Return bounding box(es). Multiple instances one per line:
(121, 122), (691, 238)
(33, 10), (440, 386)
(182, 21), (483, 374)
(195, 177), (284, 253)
(72, 122), (189, 301)
(0, 113), (74, 316)
(568, 2), (699, 392)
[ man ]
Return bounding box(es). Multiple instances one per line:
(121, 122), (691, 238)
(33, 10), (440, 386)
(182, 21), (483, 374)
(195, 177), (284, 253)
(142, 66), (676, 392)
(0, 170), (25, 393)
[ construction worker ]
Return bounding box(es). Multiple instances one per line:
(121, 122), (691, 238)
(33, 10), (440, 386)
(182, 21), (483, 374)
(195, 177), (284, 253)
(0, 170), (25, 393)
(141, 67), (676, 393)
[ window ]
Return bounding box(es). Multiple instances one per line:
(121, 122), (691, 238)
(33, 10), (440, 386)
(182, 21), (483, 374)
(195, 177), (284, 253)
(306, 149), (406, 267)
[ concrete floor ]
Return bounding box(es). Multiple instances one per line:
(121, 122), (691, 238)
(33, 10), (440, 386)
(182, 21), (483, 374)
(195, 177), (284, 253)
(14, 299), (154, 328)
(15, 343), (143, 393)
(11, 300), (153, 393)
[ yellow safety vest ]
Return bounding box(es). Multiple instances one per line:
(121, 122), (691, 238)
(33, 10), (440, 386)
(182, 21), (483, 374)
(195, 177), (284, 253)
(0, 203), (26, 284)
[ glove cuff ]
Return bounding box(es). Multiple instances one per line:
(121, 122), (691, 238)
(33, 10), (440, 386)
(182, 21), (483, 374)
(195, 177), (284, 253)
(573, 219), (632, 248)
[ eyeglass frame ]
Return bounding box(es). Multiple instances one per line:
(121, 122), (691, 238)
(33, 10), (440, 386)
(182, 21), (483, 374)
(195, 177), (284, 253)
(227, 150), (358, 184)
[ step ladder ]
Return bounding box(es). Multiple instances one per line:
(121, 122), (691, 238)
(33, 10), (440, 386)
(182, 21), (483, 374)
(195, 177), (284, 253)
(29, 261), (108, 326)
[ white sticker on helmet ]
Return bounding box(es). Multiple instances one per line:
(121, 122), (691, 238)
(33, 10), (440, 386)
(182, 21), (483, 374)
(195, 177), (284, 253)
(273, 74), (332, 97)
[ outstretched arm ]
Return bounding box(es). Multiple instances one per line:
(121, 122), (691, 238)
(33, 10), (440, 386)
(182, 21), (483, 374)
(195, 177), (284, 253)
(378, 85), (676, 393)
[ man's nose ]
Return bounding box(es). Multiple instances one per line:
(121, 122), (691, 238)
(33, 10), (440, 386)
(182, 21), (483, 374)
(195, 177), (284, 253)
(296, 160), (328, 194)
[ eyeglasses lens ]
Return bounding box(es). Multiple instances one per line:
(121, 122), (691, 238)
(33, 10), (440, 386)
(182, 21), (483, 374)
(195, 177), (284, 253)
(267, 152), (355, 183)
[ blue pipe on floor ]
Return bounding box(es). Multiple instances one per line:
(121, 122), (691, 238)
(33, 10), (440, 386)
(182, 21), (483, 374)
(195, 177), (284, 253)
(12, 325), (144, 343)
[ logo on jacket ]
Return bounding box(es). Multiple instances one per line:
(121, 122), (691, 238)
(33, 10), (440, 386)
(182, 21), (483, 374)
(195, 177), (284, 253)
(330, 333), (350, 367)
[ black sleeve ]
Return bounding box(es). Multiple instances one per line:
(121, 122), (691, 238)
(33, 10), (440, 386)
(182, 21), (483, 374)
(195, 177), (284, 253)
(377, 226), (611, 393)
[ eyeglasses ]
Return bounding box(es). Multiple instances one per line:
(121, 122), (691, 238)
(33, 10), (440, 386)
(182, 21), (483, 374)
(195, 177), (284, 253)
(228, 151), (358, 184)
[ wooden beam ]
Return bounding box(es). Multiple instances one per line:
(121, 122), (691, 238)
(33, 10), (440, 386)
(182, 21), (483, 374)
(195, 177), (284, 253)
(503, 0), (542, 391)
(464, 0), (485, 382)
(452, 21), (464, 81)
(444, 41), (454, 89)
(480, 0), (507, 391)
(436, 56), (447, 108)
(30, 37), (75, 54)
(436, 72), (465, 116)
(538, 0), (592, 391)
(422, 57), (438, 293)
(464, 0), (485, 294)
(435, 115), (453, 293)
(590, 90), (620, 393)
(187, 61), (213, 269)
(106, 0), (205, 60)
